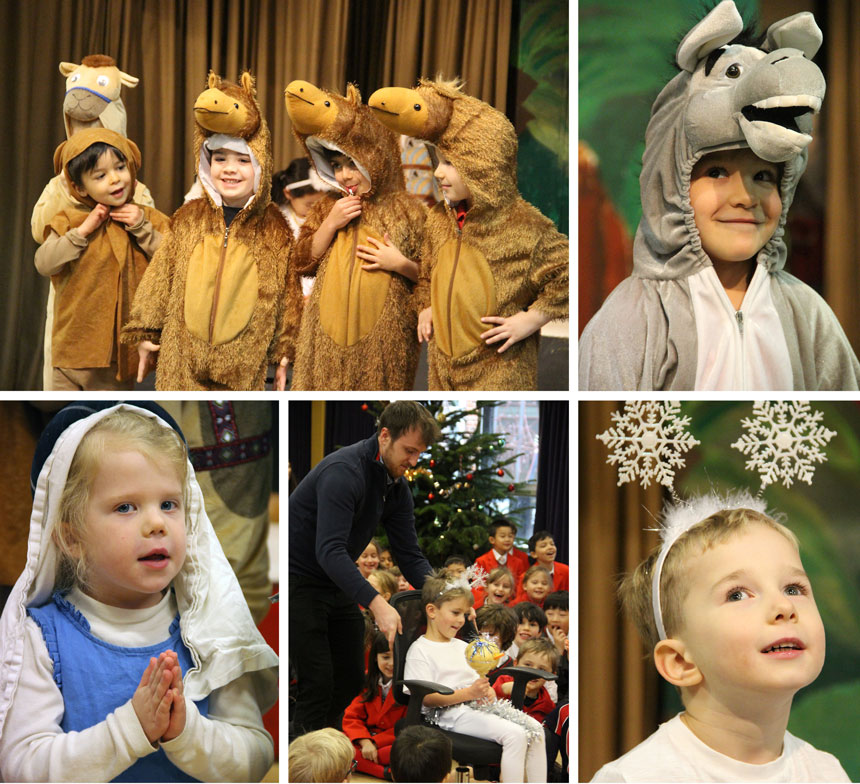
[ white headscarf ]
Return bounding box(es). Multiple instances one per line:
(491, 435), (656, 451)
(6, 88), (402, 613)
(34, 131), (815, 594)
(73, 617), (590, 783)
(0, 403), (278, 739)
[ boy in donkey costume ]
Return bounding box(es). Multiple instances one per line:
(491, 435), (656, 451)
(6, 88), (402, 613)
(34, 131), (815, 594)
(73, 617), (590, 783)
(579, 1), (860, 391)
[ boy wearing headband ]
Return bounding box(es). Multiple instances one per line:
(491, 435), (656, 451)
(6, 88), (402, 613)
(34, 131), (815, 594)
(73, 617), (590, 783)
(592, 496), (849, 781)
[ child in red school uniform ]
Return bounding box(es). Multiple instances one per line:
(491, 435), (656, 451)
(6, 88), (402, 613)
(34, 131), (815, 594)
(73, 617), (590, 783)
(472, 565), (515, 609)
(474, 518), (529, 586)
(527, 530), (569, 592)
(493, 638), (559, 724)
(514, 564), (553, 607)
(342, 632), (407, 779)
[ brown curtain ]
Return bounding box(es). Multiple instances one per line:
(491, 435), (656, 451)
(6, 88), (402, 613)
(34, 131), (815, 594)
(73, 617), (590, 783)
(578, 401), (663, 782)
(824, 0), (860, 353)
(0, 0), (516, 390)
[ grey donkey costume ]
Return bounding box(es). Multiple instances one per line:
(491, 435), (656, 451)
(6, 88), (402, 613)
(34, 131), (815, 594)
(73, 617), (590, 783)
(579, 1), (860, 391)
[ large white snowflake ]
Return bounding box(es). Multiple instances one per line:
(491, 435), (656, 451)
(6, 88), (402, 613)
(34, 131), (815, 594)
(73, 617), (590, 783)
(596, 402), (700, 489)
(731, 401), (836, 489)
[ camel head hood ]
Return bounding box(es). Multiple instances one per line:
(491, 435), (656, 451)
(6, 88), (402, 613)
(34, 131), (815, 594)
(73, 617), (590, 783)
(59, 54), (139, 139)
(53, 127), (140, 209)
(634, 0), (825, 280)
(193, 71), (271, 214)
(285, 80), (404, 198)
(368, 78), (518, 216)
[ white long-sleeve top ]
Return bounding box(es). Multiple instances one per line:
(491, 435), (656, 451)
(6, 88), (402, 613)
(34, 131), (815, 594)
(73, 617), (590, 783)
(0, 588), (273, 783)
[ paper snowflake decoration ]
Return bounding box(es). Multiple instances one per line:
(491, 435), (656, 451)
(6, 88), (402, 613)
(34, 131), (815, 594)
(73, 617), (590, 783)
(731, 401), (836, 489)
(596, 402), (700, 488)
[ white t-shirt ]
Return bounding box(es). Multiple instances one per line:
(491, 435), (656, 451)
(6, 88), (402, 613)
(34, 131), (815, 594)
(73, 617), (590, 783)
(404, 635), (477, 717)
(591, 713), (850, 782)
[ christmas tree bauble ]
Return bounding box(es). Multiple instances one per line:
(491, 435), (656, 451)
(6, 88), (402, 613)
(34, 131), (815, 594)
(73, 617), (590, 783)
(465, 635), (502, 677)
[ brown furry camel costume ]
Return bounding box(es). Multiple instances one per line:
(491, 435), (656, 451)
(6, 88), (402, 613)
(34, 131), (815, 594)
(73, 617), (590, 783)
(369, 79), (569, 390)
(285, 80), (426, 390)
(122, 71), (300, 390)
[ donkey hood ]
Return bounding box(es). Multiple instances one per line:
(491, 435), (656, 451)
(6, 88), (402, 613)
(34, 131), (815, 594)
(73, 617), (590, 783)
(285, 80), (404, 198)
(369, 78), (518, 216)
(635, 0), (825, 279)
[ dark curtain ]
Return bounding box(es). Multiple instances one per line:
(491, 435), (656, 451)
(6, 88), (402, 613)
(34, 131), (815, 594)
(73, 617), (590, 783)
(324, 401), (377, 456)
(534, 400), (568, 564)
(288, 400), (312, 489)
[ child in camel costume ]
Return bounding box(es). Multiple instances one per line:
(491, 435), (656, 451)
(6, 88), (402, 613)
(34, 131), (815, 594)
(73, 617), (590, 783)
(32, 54), (156, 390)
(123, 71), (300, 390)
(35, 128), (169, 390)
(285, 80), (426, 390)
(369, 79), (569, 390)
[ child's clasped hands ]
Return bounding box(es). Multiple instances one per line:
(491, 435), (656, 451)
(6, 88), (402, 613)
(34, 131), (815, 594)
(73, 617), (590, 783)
(132, 650), (185, 746)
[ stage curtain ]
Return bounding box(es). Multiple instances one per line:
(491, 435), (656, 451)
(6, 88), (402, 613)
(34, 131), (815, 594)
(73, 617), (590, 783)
(324, 401), (376, 456)
(534, 400), (568, 564)
(823, 0), (860, 355)
(578, 401), (663, 782)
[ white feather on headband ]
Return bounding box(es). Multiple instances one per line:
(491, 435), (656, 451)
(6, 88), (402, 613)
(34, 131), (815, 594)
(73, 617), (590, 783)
(651, 489), (769, 641)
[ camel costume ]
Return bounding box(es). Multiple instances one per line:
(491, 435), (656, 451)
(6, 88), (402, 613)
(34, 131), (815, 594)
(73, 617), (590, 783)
(285, 80), (426, 390)
(34, 128), (169, 388)
(31, 55), (156, 390)
(369, 79), (569, 390)
(123, 71), (300, 390)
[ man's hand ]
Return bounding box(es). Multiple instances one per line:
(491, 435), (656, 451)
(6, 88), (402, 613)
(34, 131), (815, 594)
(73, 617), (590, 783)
(479, 308), (552, 353)
(110, 203), (143, 227)
(368, 594), (402, 647)
(275, 358), (289, 391)
(161, 651), (186, 742)
(137, 340), (160, 383)
(77, 203), (111, 239)
(132, 653), (173, 745)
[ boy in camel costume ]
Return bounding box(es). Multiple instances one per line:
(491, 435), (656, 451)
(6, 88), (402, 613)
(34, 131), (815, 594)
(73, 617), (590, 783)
(369, 79), (569, 390)
(285, 80), (426, 390)
(123, 71), (301, 390)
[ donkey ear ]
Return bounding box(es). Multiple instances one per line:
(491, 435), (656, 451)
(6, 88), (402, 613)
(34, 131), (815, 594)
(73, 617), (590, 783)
(764, 12), (822, 59)
(208, 70), (221, 89)
(676, 0), (744, 73)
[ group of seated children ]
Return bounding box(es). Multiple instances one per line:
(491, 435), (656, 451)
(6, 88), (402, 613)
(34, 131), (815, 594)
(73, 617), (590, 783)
(334, 521), (568, 781)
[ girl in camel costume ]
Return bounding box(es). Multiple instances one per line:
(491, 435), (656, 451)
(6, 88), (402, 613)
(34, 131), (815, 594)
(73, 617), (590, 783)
(123, 71), (300, 390)
(285, 80), (426, 390)
(369, 78), (569, 390)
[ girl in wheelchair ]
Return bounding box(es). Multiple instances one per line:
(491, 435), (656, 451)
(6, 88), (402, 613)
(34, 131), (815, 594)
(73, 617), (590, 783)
(404, 571), (547, 782)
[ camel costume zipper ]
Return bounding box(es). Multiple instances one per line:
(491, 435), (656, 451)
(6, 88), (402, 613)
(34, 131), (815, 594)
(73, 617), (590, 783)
(209, 225), (230, 344)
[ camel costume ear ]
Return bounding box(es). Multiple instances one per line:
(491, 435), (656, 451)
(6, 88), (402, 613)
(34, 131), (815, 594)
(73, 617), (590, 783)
(345, 83), (362, 104)
(53, 141), (67, 175)
(208, 70), (221, 89)
(241, 71), (256, 97)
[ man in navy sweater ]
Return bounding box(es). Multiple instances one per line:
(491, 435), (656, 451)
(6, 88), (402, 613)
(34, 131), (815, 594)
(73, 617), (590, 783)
(289, 401), (441, 739)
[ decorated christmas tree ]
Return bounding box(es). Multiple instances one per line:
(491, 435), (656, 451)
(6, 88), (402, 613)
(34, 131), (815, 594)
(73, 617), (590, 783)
(365, 401), (529, 567)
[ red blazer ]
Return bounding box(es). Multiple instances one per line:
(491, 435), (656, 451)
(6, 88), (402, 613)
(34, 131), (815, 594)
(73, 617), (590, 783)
(475, 547), (529, 585)
(493, 674), (556, 723)
(342, 686), (407, 748)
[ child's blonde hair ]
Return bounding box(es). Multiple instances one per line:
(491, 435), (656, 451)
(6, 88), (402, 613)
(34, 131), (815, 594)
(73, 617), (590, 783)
(486, 565), (514, 592)
(288, 727), (354, 782)
(619, 508), (799, 652)
(522, 564), (552, 588)
(421, 568), (473, 610)
(53, 410), (188, 591)
(516, 636), (560, 673)
(368, 568), (398, 599)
